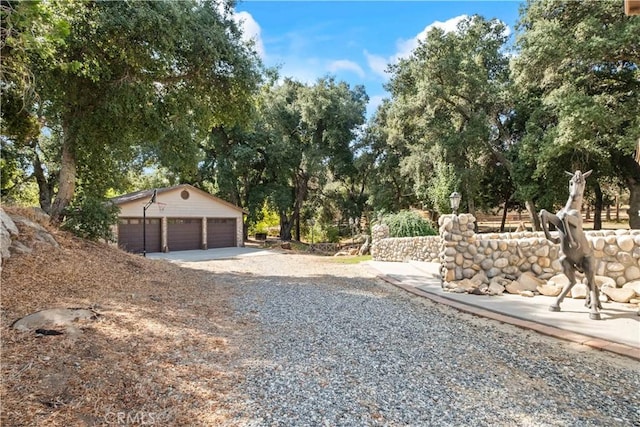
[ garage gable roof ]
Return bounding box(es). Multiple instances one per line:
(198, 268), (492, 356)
(110, 184), (248, 214)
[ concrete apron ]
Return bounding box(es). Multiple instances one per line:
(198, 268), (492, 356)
(146, 247), (273, 262)
(367, 260), (640, 360)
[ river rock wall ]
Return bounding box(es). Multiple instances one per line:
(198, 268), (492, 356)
(370, 223), (440, 262)
(371, 215), (640, 287)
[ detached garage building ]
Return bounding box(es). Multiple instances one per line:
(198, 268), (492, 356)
(111, 184), (245, 254)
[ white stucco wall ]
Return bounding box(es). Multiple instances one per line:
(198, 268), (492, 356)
(118, 187), (242, 219)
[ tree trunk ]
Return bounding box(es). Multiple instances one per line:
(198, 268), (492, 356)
(293, 171), (308, 241)
(279, 212), (293, 241)
(620, 154), (640, 229)
(32, 145), (54, 214)
(49, 132), (76, 225)
(525, 199), (541, 231)
(593, 183), (603, 230)
(627, 179), (640, 229)
(500, 198), (508, 232)
(467, 195), (478, 233)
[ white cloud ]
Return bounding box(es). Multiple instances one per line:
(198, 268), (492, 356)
(328, 60), (365, 78)
(366, 94), (385, 118)
(365, 15), (469, 79)
(397, 15), (468, 60)
(276, 58), (322, 85)
(364, 50), (390, 79)
(233, 11), (266, 59)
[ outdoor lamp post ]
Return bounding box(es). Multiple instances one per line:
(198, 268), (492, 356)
(142, 189), (157, 257)
(449, 191), (461, 215)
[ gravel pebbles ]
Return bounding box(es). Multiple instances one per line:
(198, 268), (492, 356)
(188, 253), (640, 426)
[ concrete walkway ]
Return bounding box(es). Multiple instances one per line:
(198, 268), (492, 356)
(367, 260), (640, 360)
(146, 247), (273, 262)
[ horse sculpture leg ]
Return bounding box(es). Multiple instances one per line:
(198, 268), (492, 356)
(549, 257), (576, 312)
(583, 256), (601, 320)
(539, 210), (561, 244)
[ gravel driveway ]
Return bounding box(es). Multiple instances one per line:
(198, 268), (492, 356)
(180, 252), (640, 427)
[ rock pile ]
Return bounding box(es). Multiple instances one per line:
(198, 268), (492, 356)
(0, 207), (59, 273)
(443, 269), (640, 305)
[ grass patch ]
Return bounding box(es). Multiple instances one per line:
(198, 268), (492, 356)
(329, 255), (372, 264)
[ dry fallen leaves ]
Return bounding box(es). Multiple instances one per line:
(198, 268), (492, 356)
(1, 208), (246, 426)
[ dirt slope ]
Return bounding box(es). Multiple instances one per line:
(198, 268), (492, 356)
(1, 209), (244, 426)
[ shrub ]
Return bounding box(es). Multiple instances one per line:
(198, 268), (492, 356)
(248, 204), (280, 236)
(303, 223), (340, 243)
(382, 210), (436, 237)
(62, 195), (120, 242)
(324, 225), (341, 243)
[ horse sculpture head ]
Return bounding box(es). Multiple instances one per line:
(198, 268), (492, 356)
(565, 169), (592, 200)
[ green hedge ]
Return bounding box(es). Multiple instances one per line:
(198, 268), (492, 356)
(382, 210), (436, 237)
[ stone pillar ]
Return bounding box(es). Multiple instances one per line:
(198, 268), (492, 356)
(201, 217), (207, 249)
(161, 217), (168, 252)
(371, 223), (389, 261)
(439, 213), (476, 284)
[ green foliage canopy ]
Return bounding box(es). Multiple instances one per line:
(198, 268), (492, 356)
(512, 0), (640, 227)
(1, 0), (263, 224)
(374, 15), (512, 217)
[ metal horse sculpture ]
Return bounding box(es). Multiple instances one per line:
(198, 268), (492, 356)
(539, 170), (602, 320)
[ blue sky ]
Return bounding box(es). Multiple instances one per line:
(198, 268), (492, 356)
(233, 1), (524, 117)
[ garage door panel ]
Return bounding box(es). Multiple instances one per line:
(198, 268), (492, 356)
(168, 218), (201, 251)
(207, 218), (236, 248)
(118, 218), (161, 253)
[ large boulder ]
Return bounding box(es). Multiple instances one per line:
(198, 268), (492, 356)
(11, 308), (99, 332)
(11, 215), (58, 248)
(453, 279), (478, 293)
(0, 207), (60, 274)
(622, 280), (640, 297)
(548, 274), (571, 288)
(537, 284), (562, 297)
(595, 276), (616, 289)
(517, 272), (545, 292)
(470, 270), (489, 286)
(548, 273), (615, 290)
(487, 282), (505, 295)
(0, 208), (19, 264)
(505, 280), (529, 295)
(602, 287), (636, 303)
(502, 273), (540, 295)
(570, 283), (589, 299)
